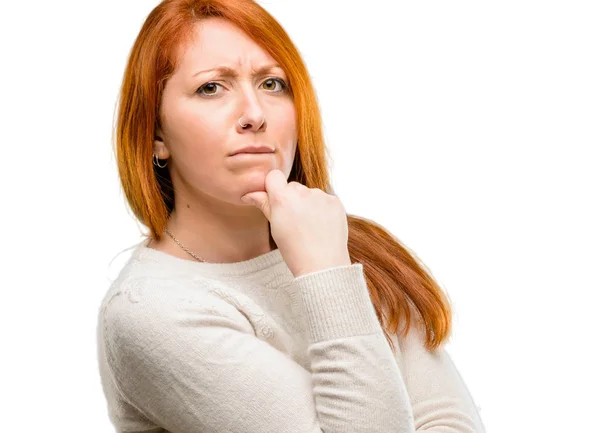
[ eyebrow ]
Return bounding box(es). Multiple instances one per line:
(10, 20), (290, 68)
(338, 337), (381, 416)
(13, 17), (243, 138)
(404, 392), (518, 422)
(192, 64), (284, 78)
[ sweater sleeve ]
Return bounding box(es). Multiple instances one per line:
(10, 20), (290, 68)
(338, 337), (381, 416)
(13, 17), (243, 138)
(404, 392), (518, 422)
(102, 263), (415, 433)
(396, 319), (487, 433)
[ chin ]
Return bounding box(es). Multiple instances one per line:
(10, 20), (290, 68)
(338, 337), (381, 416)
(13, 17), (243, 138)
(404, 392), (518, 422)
(242, 172), (269, 191)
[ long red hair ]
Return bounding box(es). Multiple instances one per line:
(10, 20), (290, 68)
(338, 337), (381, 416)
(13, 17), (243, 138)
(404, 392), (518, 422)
(114, 0), (453, 353)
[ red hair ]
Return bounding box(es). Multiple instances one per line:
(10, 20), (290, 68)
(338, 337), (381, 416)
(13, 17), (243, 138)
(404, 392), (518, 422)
(114, 0), (454, 353)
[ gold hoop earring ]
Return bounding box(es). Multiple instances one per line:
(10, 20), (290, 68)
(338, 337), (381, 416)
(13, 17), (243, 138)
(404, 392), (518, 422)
(153, 154), (168, 168)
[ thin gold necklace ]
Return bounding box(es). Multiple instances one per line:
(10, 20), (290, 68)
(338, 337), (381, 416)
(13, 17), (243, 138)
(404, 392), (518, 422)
(163, 228), (206, 262)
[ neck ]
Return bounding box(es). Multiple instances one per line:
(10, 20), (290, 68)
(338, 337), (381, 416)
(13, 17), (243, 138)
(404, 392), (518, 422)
(151, 193), (275, 264)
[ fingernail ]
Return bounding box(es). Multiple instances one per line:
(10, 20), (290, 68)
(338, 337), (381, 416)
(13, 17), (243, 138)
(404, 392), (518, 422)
(241, 196), (252, 204)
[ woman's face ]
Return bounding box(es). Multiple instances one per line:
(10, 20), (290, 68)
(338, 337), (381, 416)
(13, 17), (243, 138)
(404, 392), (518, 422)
(155, 17), (297, 207)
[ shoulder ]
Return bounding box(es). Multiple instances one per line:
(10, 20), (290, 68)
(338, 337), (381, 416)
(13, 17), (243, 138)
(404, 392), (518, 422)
(101, 272), (249, 316)
(99, 274), (254, 352)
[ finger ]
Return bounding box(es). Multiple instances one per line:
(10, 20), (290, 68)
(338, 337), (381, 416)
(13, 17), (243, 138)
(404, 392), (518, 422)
(241, 191), (271, 220)
(240, 169), (287, 220)
(289, 181), (307, 191)
(264, 169), (288, 200)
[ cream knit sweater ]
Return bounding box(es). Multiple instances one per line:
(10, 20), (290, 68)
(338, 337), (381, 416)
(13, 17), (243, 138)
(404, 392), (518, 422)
(97, 238), (486, 432)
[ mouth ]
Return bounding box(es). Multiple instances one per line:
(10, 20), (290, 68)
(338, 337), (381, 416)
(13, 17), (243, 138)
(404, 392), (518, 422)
(230, 152), (275, 158)
(230, 146), (275, 156)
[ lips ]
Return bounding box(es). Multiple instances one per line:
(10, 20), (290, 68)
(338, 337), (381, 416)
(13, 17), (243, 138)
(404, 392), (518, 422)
(230, 146), (274, 156)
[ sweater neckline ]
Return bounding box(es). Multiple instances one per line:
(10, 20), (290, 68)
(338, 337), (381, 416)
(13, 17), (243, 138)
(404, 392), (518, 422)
(134, 237), (286, 278)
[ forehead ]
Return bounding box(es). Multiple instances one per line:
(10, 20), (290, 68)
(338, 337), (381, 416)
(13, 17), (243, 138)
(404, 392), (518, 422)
(174, 17), (276, 74)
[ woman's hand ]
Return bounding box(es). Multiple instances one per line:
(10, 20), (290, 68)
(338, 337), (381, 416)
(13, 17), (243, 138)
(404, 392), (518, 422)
(241, 169), (351, 278)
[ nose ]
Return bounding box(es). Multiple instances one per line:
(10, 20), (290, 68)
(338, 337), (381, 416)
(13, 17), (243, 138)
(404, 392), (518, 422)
(236, 86), (266, 132)
(238, 116), (265, 131)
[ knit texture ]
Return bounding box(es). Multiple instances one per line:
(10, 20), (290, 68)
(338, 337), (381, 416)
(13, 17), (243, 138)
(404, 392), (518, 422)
(97, 238), (486, 433)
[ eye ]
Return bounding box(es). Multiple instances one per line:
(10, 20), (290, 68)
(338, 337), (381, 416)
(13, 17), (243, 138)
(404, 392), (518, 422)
(261, 78), (288, 93)
(196, 82), (222, 97)
(196, 78), (288, 98)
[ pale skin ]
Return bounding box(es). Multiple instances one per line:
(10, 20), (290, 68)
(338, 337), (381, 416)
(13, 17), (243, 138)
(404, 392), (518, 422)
(149, 17), (298, 263)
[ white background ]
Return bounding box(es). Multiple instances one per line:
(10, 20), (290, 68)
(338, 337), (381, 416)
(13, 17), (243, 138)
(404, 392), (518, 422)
(1, 1), (598, 432)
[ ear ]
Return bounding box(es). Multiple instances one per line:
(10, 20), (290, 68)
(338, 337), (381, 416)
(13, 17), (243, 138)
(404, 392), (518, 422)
(153, 127), (171, 159)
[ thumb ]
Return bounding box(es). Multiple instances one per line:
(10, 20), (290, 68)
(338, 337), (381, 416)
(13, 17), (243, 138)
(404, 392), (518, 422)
(241, 191), (271, 220)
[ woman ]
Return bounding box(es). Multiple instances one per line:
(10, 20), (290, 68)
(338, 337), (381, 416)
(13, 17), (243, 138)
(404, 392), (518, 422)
(97, 1), (486, 432)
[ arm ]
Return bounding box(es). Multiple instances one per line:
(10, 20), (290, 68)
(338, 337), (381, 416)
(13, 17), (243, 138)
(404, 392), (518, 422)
(102, 264), (416, 433)
(396, 319), (487, 432)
